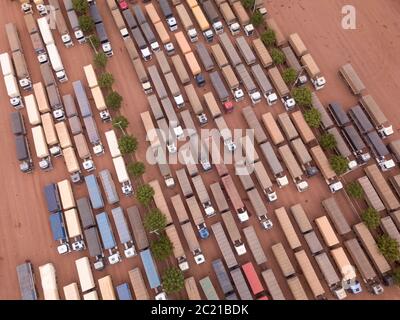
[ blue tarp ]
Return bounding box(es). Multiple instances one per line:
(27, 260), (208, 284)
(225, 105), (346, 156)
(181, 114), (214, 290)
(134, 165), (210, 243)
(96, 212), (116, 250)
(140, 249), (161, 289)
(49, 212), (66, 241)
(44, 184), (61, 213)
(116, 283), (133, 300)
(85, 175), (104, 210)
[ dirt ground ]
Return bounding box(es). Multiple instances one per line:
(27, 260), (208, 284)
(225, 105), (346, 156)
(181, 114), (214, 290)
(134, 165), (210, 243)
(0, 0), (399, 300)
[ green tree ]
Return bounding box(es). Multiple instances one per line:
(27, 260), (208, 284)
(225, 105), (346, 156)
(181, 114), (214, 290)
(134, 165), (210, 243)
(261, 29), (276, 47)
(377, 234), (400, 262)
(162, 267), (185, 294)
(98, 72), (115, 89)
(393, 268), (400, 286)
(361, 208), (380, 229)
(319, 133), (337, 150)
(72, 0), (89, 14)
(78, 15), (94, 33)
(329, 155), (348, 175)
(303, 108), (321, 128)
(151, 235), (174, 261)
(250, 11), (263, 27)
(346, 181), (364, 199)
(88, 35), (100, 49)
(94, 52), (108, 69)
(144, 208), (167, 234)
(112, 115), (129, 131)
(136, 184), (155, 207)
(292, 87), (312, 107)
(118, 134), (138, 154)
(270, 48), (285, 65)
(282, 68), (297, 85)
(241, 0), (255, 10)
(127, 162), (145, 179)
(106, 91), (123, 110)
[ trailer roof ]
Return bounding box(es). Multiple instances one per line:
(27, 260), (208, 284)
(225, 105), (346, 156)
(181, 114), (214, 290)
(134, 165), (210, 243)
(278, 112), (299, 141)
(96, 212), (116, 250)
(128, 268), (150, 300)
(315, 216), (339, 248)
(111, 207), (132, 244)
(357, 176), (385, 212)
(290, 204), (312, 234)
(83, 227), (103, 258)
(149, 180), (173, 225)
(278, 144), (303, 180)
(275, 207), (302, 250)
(339, 63), (366, 95)
(321, 197), (351, 235)
(314, 252), (340, 287)
(140, 249), (161, 289)
(261, 269), (285, 300)
(344, 238), (377, 282)
(242, 106), (268, 145)
(359, 95), (387, 126)
(185, 277), (201, 300)
(243, 225), (267, 265)
(349, 105), (374, 134)
(291, 138), (312, 165)
(304, 231), (323, 255)
(76, 197), (95, 229)
(16, 262), (37, 300)
(271, 243), (295, 278)
(230, 268), (253, 300)
(328, 102), (350, 127)
(310, 146), (336, 181)
(212, 259), (234, 296)
(327, 127), (352, 158)
(211, 222), (238, 269)
(247, 188), (268, 218)
(366, 131), (390, 158)
(295, 250), (325, 298)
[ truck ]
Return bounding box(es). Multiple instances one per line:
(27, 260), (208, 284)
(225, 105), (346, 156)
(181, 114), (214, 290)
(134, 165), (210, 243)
(176, 4), (198, 42)
(221, 175), (249, 222)
(300, 53), (326, 90)
(54, 9), (73, 48)
(251, 64), (277, 105)
(342, 125), (371, 162)
(131, 27), (151, 61)
(358, 176), (385, 212)
(64, 0), (86, 43)
(96, 212), (122, 265)
(291, 111), (316, 144)
(98, 275), (116, 300)
(13, 135), (32, 172)
(160, 98), (184, 138)
(157, 153), (175, 188)
(230, 268), (253, 300)
(271, 243), (295, 278)
(260, 142), (289, 187)
(110, 7), (129, 39)
(141, 22), (160, 52)
(214, 116), (236, 151)
(84, 227), (105, 270)
(236, 36), (256, 65)
(46, 43), (68, 82)
(210, 182), (229, 214)
(126, 206), (149, 253)
(165, 225), (189, 271)
(327, 127), (357, 170)
(111, 207), (136, 258)
(275, 207), (302, 250)
(95, 23), (113, 57)
(39, 62), (55, 87)
(310, 146), (343, 193)
(278, 112), (299, 141)
(147, 65), (167, 99)
(315, 216), (339, 248)
(24, 14), (48, 63)
(179, 222), (205, 265)
(131, 59), (152, 94)
(140, 248), (167, 300)
(278, 145), (309, 192)
(84, 174), (104, 210)
(202, 0), (223, 33)
(196, 42), (215, 71)
(186, 195), (210, 239)
(41, 113), (61, 157)
(54, 121), (71, 150)
(304, 231), (323, 256)
(157, 118), (177, 153)
(261, 112), (284, 146)
(191, 4), (213, 42)
(243, 225), (267, 266)
(46, 84), (65, 121)
(83, 117), (104, 156)
(221, 211), (246, 255)
(64, 208), (85, 251)
(16, 262), (37, 300)
(88, 90), (111, 122)
(25, 94), (41, 126)
(147, 94), (164, 122)
(235, 64), (261, 104)
(219, 32), (241, 66)
(153, 21), (174, 54)
(158, 0), (177, 32)
(155, 51), (171, 75)
(211, 222), (238, 269)
(172, 55), (190, 85)
(290, 138), (318, 176)
(112, 156), (133, 196)
(349, 104), (374, 134)
(252, 161), (277, 202)
(164, 72), (185, 108)
(98, 169), (119, 205)
(268, 67), (295, 110)
(321, 197), (350, 236)
(221, 65), (243, 102)
(75, 257), (95, 294)
(211, 43), (229, 68)
(330, 247), (362, 293)
(344, 238), (384, 295)
(219, 2), (240, 35)
(288, 33), (307, 57)
(212, 259), (235, 298)
(12, 51), (32, 91)
(281, 46), (307, 85)
(10, 111), (26, 137)
(209, 71), (231, 107)
(366, 131), (395, 171)
(49, 212), (70, 255)
(232, 1), (254, 36)
(289, 204), (312, 235)
(32, 125), (51, 170)
(359, 95), (393, 137)
(192, 175), (215, 216)
(0, 53), (23, 108)
(73, 133), (94, 171)
(185, 52), (205, 86)
(240, 135), (259, 165)
(339, 63), (365, 95)
(128, 268), (150, 300)
(38, 263), (59, 300)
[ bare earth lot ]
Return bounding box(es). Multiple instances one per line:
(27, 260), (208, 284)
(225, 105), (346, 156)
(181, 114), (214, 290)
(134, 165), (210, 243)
(0, 0), (399, 300)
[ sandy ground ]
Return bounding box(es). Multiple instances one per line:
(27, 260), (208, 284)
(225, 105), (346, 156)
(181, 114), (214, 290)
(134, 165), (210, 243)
(0, 0), (399, 300)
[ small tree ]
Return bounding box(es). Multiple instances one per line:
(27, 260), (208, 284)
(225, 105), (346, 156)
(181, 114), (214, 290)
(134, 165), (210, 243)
(127, 162), (145, 179)
(329, 155), (348, 175)
(393, 268), (400, 286)
(282, 68), (297, 85)
(319, 133), (337, 150)
(270, 48), (285, 65)
(292, 87), (312, 107)
(261, 29), (276, 47)
(346, 181), (364, 199)
(251, 11), (263, 27)
(303, 108), (321, 128)
(88, 35), (100, 50)
(98, 72), (115, 89)
(78, 15), (94, 33)
(144, 208), (167, 234)
(118, 134), (138, 154)
(94, 52), (108, 69)
(106, 91), (123, 110)
(377, 234), (400, 262)
(72, 0), (89, 14)
(136, 184), (154, 207)
(241, 0), (255, 10)
(151, 235), (174, 261)
(112, 115), (129, 131)
(361, 208), (380, 229)
(162, 267), (185, 294)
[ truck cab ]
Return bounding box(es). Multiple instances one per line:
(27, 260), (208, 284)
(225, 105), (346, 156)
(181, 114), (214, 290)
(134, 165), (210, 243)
(312, 76), (326, 90)
(329, 181), (343, 193)
(295, 180), (309, 193)
(57, 242), (70, 255)
(94, 258), (105, 271)
(276, 175), (289, 188)
(378, 159), (395, 172)
(122, 181), (134, 196)
(234, 88), (245, 102)
(83, 159), (95, 172)
(53, 108), (66, 122)
(237, 209), (249, 223)
(155, 292), (168, 300)
(36, 4), (48, 16)
(223, 101), (234, 113)
(244, 24), (254, 36)
(203, 29), (214, 42)
(194, 250), (206, 264)
(39, 158), (52, 171)
(100, 110), (111, 122)
(258, 215), (273, 230)
(230, 23), (240, 36)
(213, 22), (223, 34)
(198, 224), (210, 239)
(74, 29), (85, 43)
(72, 239), (85, 251)
(167, 17), (178, 31)
(266, 92), (278, 105)
(197, 113), (208, 125)
(250, 91), (262, 105)
(282, 96), (296, 110)
(164, 42), (175, 56)
(124, 246), (136, 258)
(195, 74), (205, 87)
(102, 42), (113, 57)
(266, 190), (278, 202)
(188, 29), (198, 42)
(108, 252), (122, 265)
(21, 3), (33, 14)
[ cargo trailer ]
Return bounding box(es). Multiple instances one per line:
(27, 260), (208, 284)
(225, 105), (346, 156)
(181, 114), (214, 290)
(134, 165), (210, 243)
(171, 55), (190, 85)
(46, 43), (68, 82)
(211, 222), (238, 269)
(304, 231), (323, 255)
(278, 112), (298, 141)
(241, 106), (267, 145)
(221, 210), (246, 255)
(243, 225), (267, 265)
(211, 43), (228, 68)
(339, 63), (365, 95)
(199, 277), (219, 300)
(265, 18), (285, 46)
(342, 125), (370, 161)
(191, 4), (213, 42)
(359, 95), (393, 137)
(128, 268), (150, 300)
(25, 94), (41, 126)
(275, 207), (302, 250)
(98, 169), (119, 205)
(311, 93), (333, 129)
(330, 247), (359, 287)
(76, 197), (95, 229)
(83, 116), (104, 155)
(261, 112), (284, 146)
(111, 207), (136, 258)
(237, 164), (255, 191)
(126, 206), (149, 252)
(84, 174), (104, 210)
(278, 145), (308, 192)
(252, 38), (273, 68)
(186, 195), (209, 239)
(209, 71), (231, 107)
(366, 131), (395, 171)
(164, 72), (184, 108)
(260, 142), (289, 187)
(202, 0), (223, 33)
(271, 243), (295, 278)
(116, 283), (133, 300)
(212, 259), (235, 298)
(54, 8), (73, 47)
(287, 276), (309, 300)
(268, 67), (295, 110)
(210, 182), (229, 214)
(381, 217), (400, 246)
(236, 36), (256, 65)
(247, 188), (272, 229)
(131, 27), (151, 61)
(165, 225), (189, 271)
(75, 257), (95, 294)
(184, 84), (207, 125)
(63, 283), (80, 300)
(98, 275), (116, 300)
(176, 4), (198, 42)
(132, 59), (152, 94)
(185, 52), (204, 86)
(141, 22), (160, 52)
(84, 227), (105, 270)
(180, 109), (197, 137)
(321, 197), (351, 235)
(148, 179), (173, 225)
(288, 33), (307, 57)
(290, 138), (316, 175)
(389, 140), (400, 162)
(315, 216), (339, 248)
(57, 179), (75, 211)
(196, 42), (215, 71)
(96, 212), (122, 265)
(221, 65), (243, 102)
(10, 111), (26, 136)
(219, 2), (239, 35)
(160, 97), (183, 138)
(327, 127), (357, 170)
(349, 105), (374, 134)
(252, 161), (277, 201)
(38, 263), (59, 300)
(43, 183), (61, 213)
(112, 156), (133, 196)
(34, 82), (50, 114)
(14, 135), (33, 173)
(64, 3), (85, 43)
(290, 204), (312, 234)
(192, 175), (215, 216)
(32, 125), (51, 170)
(261, 269), (285, 300)
(300, 53), (326, 90)
(159, 0), (177, 31)
(291, 111), (316, 144)
(230, 268), (253, 300)
(231, 2), (253, 36)
(64, 208), (85, 250)
(221, 175), (249, 222)
(12, 51), (32, 90)
(242, 262), (267, 299)
(358, 176), (385, 212)
(314, 252), (341, 291)
(49, 212), (70, 254)
(181, 222), (206, 264)
(219, 32), (241, 66)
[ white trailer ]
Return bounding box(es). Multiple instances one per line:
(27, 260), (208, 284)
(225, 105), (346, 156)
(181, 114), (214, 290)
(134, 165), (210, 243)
(112, 156), (133, 196)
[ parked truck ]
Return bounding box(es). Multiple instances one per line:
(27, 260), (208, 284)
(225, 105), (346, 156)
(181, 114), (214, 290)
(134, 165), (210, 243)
(186, 195), (210, 239)
(221, 211), (246, 255)
(49, 212), (70, 254)
(41, 112), (61, 157)
(11, 51), (32, 90)
(140, 248), (167, 299)
(260, 142), (289, 187)
(53, 8), (73, 48)
(219, 2), (239, 35)
(176, 4), (198, 42)
(232, 1), (253, 36)
(16, 262), (37, 300)
(191, 3), (213, 42)
(84, 227), (105, 271)
(211, 222), (238, 270)
(46, 43), (68, 82)
(14, 129), (33, 172)
(268, 67), (295, 110)
(339, 63), (365, 96)
(251, 64), (277, 105)
(0, 52), (23, 108)
(64, 208), (85, 251)
(111, 207), (136, 258)
(165, 225), (189, 271)
(219, 32), (241, 66)
(96, 212), (122, 265)
(192, 175), (215, 216)
(164, 72), (184, 108)
(221, 175), (249, 222)
(209, 71), (231, 108)
(221, 65), (243, 102)
(235, 63), (261, 104)
(24, 14), (48, 63)
(64, 0), (86, 43)
(32, 125), (51, 170)
(300, 53), (326, 90)
(159, 0), (178, 31)
(196, 42), (215, 71)
(290, 138), (318, 176)
(359, 95), (393, 137)
(202, 0), (223, 33)
(112, 156), (133, 196)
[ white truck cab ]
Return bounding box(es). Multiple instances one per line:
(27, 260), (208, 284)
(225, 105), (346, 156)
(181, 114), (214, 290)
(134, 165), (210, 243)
(329, 181), (343, 193)
(108, 252), (122, 265)
(230, 23), (240, 36)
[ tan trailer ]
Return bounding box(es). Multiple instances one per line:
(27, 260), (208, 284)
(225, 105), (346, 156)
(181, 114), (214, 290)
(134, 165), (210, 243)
(210, 182), (229, 214)
(124, 37), (139, 61)
(185, 52), (201, 76)
(185, 277), (201, 300)
(278, 144), (308, 192)
(175, 31), (191, 54)
(165, 225), (189, 271)
(359, 95), (393, 137)
(390, 175), (400, 199)
(232, 2), (250, 26)
(278, 112), (299, 141)
(140, 111), (161, 151)
(275, 207), (302, 250)
(155, 51), (171, 75)
(287, 276), (308, 300)
(91, 87), (106, 112)
(301, 53), (326, 90)
(32, 125), (49, 159)
(41, 113), (58, 146)
(128, 268), (149, 300)
(83, 290), (98, 300)
(57, 179), (75, 210)
(64, 208), (82, 239)
(149, 179), (173, 225)
(290, 204), (312, 234)
(353, 222), (391, 275)
(291, 111), (316, 144)
(75, 257), (95, 293)
(221, 65), (239, 90)
(73, 133), (91, 160)
(314, 252), (341, 288)
(358, 176), (385, 212)
(98, 275), (116, 300)
(261, 112), (284, 145)
(240, 135), (259, 165)
(221, 211), (246, 255)
(83, 64), (97, 89)
(252, 38), (273, 68)
(330, 247), (356, 282)
(172, 194), (191, 225)
(145, 3), (161, 24)
(172, 55), (190, 84)
(291, 138), (312, 168)
(321, 197), (351, 236)
(315, 216), (339, 248)
(310, 146), (340, 190)
(365, 164), (400, 212)
(55, 121), (72, 149)
(253, 161), (276, 201)
(339, 63), (366, 95)
(242, 106), (268, 145)
(25, 94), (41, 126)
(243, 225), (267, 265)
(63, 283), (80, 300)
(381, 216), (400, 246)
(204, 91), (221, 119)
(211, 43), (229, 68)
(266, 18), (286, 46)
(63, 147), (80, 175)
(288, 33), (307, 57)
(295, 250), (325, 298)
(390, 210), (400, 229)
(271, 243), (295, 278)
(154, 21), (171, 45)
(33, 82), (50, 113)
(261, 269), (285, 300)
